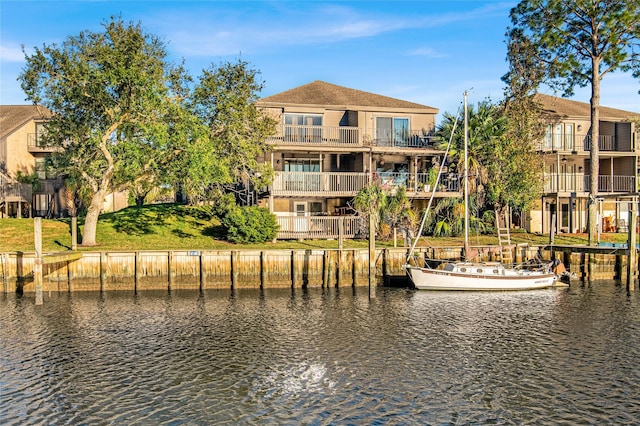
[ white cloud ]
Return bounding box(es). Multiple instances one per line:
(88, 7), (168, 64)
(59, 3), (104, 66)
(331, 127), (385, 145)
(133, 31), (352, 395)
(152, 2), (513, 58)
(0, 43), (25, 62)
(409, 47), (447, 58)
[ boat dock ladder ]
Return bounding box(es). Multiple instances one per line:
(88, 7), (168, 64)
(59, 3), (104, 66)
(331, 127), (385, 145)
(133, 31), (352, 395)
(496, 210), (513, 264)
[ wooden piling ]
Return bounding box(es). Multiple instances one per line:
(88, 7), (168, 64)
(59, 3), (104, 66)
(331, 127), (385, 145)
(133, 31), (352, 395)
(199, 251), (205, 290)
(135, 251), (141, 293)
(369, 214), (376, 298)
(260, 251), (265, 288)
(167, 251), (173, 290)
(323, 250), (330, 287)
(34, 217), (43, 305)
(627, 201), (637, 290)
(231, 250), (239, 287)
(100, 252), (107, 291)
(71, 216), (77, 251)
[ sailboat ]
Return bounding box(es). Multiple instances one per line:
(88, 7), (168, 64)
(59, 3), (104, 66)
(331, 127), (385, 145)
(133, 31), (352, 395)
(404, 91), (556, 291)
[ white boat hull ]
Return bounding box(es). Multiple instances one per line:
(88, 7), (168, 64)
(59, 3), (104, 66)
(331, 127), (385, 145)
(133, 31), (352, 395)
(406, 263), (556, 291)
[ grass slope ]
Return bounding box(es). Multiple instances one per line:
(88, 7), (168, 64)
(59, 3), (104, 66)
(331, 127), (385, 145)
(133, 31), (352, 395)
(0, 203), (629, 253)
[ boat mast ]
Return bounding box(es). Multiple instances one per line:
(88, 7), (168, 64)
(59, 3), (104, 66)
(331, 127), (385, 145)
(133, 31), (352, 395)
(463, 91), (470, 259)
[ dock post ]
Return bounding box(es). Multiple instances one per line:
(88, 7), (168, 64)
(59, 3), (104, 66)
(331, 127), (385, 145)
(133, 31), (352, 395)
(199, 251), (205, 291)
(231, 251), (239, 288)
(337, 249), (342, 287)
(322, 251), (328, 287)
(260, 251), (265, 288)
(71, 216), (77, 251)
(34, 217), (43, 305)
(167, 251), (173, 291)
(369, 213), (376, 298)
(100, 252), (106, 292)
(134, 251), (141, 293)
(627, 200), (637, 290)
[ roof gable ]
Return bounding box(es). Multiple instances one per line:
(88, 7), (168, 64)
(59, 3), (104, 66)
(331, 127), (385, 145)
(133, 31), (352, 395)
(535, 93), (639, 121)
(0, 105), (52, 139)
(259, 80), (438, 113)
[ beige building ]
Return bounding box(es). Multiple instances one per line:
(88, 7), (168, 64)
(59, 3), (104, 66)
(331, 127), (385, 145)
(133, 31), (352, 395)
(0, 105), (127, 218)
(0, 105), (57, 217)
(526, 94), (640, 235)
(256, 80), (460, 239)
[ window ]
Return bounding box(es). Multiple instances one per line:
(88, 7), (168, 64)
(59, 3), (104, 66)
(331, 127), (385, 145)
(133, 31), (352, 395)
(284, 158), (321, 191)
(553, 124), (563, 150)
(284, 114), (322, 143)
(34, 158), (47, 179)
(284, 159), (320, 172)
(565, 124), (574, 151)
(310, 202), (323, 216)
(376, 117), (409, 146)
(35, 123), (47, 145)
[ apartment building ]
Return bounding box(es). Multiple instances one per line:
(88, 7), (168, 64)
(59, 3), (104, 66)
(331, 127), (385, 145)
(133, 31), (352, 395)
(0, 105), (58, 217)
(256, 81), (460, 239)
(526, 94), (640, 235)
(0, 105), (127, 218)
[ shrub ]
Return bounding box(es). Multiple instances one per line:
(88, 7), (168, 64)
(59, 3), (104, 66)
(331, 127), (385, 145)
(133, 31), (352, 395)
(221, 206), (279, 243)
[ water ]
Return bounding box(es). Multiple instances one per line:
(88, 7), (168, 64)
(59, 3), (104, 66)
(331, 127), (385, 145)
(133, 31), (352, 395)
(2, 282), (640, 425)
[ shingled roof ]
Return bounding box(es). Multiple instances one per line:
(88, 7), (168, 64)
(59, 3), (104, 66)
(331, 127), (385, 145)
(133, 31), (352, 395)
(0, 105), (52, 140)
(259, 80), (438, 113)
(535, 93), (639, 121)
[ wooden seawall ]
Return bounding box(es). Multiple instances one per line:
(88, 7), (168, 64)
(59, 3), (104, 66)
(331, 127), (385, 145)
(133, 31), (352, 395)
(1, 245), (545, 293)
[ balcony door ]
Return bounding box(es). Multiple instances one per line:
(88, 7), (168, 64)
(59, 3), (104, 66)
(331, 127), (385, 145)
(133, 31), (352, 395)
(284, 158), (321, 191)
(376, 117), (409, 146)
(285, 114), (322, 143)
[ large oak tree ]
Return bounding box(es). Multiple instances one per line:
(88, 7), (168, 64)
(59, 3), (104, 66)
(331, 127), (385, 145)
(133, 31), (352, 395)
(505, 0), (640, 244)
(20, 16), (189, 246)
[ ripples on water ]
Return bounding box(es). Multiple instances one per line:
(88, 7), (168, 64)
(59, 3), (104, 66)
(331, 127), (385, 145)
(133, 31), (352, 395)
(1, 282), (640, 425)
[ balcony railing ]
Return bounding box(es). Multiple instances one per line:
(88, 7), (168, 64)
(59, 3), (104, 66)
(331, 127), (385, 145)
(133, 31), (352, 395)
(540, 135), (620, 152)
(27, 133), (58, 152)
(267, 125), (436, 149)
(276, 215), (364, 240)
(273, 172), (368, 196)
(543, 173), (635, 193)
(272, 171), (461, 196)
(0, 183), (33, 201)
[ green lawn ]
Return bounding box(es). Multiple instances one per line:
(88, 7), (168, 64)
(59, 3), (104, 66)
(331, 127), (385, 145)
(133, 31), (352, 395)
(0, 203), (630, 253)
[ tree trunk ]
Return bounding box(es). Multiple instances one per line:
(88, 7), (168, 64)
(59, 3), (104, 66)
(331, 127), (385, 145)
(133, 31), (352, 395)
(587, 58), (601, 246)
(81, 190), (106, 246)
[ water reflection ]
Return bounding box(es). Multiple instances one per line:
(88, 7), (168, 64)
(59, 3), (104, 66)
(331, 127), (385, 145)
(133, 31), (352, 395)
(1, 283), (640, 424)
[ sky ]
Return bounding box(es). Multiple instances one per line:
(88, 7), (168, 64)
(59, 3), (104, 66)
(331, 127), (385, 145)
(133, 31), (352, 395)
(1, 0), (638, 121)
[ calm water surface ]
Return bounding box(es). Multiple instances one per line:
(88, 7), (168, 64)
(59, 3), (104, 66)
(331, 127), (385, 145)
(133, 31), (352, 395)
(1, 282), (640, 425)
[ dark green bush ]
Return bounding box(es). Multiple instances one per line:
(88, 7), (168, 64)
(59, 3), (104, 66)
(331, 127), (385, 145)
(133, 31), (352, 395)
(221, 206), (279, 243)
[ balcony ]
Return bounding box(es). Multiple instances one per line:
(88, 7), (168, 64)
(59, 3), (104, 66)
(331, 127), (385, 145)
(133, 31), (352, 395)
(267, 125), (436, 149)
(543, 173), (635, 193)
(272, 171), (461, 197)
(0, 182), (32, 202)
(539, 135), (621, 153)
(27, 133), (59, 153)
(273, 172), (368, 196)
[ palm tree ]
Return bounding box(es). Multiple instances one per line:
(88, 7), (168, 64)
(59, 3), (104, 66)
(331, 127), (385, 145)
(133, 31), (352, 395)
(432, 100), (509, 235)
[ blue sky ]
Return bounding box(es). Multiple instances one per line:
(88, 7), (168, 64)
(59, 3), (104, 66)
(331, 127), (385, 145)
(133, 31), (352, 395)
(1, 0), (638, 119)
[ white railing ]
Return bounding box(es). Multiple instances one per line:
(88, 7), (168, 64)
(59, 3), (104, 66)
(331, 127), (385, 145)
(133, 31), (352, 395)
(540, 135), (620, 152)
(276, 216), (364, 240)
(267, 125), (436, 149)
(544, 173), (635, 193)
(273, 172), (369, 196)
(273, 171), (461, 195)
